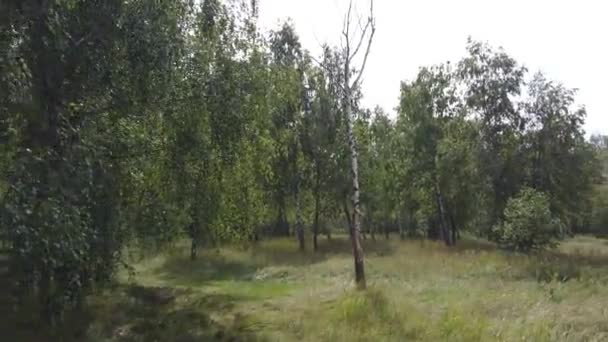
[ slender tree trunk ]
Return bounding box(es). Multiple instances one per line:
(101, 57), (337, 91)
(39, 268), (55, 326)
(433, 151), (452, 246)
(385, 221), (390, 240)
(190, 235), (198, 260)
(434, 171), (451, 246)
(343, 195), (353, 237)
(324, 219), (331, 240)
(276, 194), (289, 236)
(313, 164), (321, 251)
(295, 180), (305, 251)
(398, 211), (405, 240)
(313, 216), (319, 251)
(448, 210), (457, 244)
(344, 88), (366, 289)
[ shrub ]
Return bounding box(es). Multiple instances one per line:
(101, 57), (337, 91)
(492, 188), (562, 252)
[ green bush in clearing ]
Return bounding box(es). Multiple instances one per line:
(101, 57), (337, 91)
(492, 188), (563, 252)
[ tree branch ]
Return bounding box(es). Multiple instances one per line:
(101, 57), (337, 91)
(342, 0), (353, 59)
(349, 17), (371, 60)
(309, 54), (346, 92)
(351, 0), (375, 88)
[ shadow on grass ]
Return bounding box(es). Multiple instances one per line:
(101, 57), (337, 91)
(154, 253), (260, 287)
(0, 281), (263, 341)
(141, 236), (397, 294)
(0, 249), (261, 341)
(526, 250), (608, 282)
(248, 235), (397, 267)
(548, 250), (608, 269)
(447, 236), (608, 271)
(89, 285), (263, 342)
(450, 238), (498, 253)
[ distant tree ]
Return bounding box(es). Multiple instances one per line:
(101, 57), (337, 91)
(396, 64), (463, 245)
(457, 39), (527, 227)
(301, 66), (343, 250)
(523, 72), (595, 233)
(362, 107), (397, 239)
(268, 21), (307, 249)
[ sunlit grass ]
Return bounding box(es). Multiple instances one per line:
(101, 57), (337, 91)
(4, 234), (608, 341)
(106, 235), (608, 341)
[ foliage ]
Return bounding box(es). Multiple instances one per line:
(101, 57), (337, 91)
(589, 136), (608, 235)
(492, 188), (563, 252)
(0, 0), (603, 332)
(590, 185), (608, 236)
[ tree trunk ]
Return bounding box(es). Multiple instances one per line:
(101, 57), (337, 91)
(276, 194), (289, 236)
(343, 195), (353, 237)
(39, 268), (56, 326)
(293, 162), (306, 251)
(313, 222), (318, 251)
(448, 210), (457, 244)
(190, 237), (198, 260)
(385, 221), (390, 240)
(295, 181), (305, 251)
(398, 212), (405, 240)
(435, 188), (452, 246)
(433, 151), (452, 246)
(313, 164), (321, 251)
(344, 88), (366, 289)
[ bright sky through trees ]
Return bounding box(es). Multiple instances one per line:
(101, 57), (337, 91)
(259, 0), (608, 135)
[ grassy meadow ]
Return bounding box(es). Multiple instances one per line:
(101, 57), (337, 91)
(3, 235), (608, 341)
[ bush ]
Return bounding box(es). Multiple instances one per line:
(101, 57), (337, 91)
(492, 188), (562, 252)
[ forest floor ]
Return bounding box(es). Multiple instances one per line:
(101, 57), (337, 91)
(4, 235), (608, 341)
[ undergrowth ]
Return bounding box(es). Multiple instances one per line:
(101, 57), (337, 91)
(2, 235), (608, 341)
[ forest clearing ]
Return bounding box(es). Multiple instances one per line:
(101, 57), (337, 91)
(4, 235), (608, 341)
(1, 0), (607, 340)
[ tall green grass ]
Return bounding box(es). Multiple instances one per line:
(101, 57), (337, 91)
(3, 234), (608, 341)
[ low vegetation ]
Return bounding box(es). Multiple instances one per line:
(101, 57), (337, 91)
(3, 235), (608, 341)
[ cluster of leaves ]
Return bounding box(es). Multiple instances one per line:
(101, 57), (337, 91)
(492, 188), (563, 252)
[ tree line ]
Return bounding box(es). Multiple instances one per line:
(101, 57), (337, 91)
(1, 0), (606, 324)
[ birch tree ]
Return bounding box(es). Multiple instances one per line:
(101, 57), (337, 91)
(316, 0), (376, 289)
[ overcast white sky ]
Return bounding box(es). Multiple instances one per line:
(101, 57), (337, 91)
(258, 0), (607, 135)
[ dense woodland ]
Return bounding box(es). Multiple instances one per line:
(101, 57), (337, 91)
(1, 0), (608, 333)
